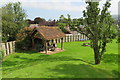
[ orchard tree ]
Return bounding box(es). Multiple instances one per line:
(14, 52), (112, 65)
(2, 2), (27, 42)
(75, 1), (117, 64)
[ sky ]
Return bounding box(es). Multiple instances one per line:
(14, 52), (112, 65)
(0, 0), (119, 20)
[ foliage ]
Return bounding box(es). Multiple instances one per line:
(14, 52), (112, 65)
(34, 17), (46, 24)
(27, 17), (57, 26)
(0, 49), (4, 60)
(57, 14), (71, 33)
(57, 14), (84, 33)
(2, 40), (118, 78)
(71, 18), (84, 31)
(58, 23), (69, 33)
(2, 2), (27, 42)
(16, 27), (32, 50)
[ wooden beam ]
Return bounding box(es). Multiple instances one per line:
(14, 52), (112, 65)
(61, 38), (64, 50)
(32, 37), (35, 49)
(44, 40), (48, 54)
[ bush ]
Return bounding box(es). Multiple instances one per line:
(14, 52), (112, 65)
(0, 50), (4, 60)
(16, 27), (33, 50)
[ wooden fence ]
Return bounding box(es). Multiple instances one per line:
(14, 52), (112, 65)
(1, 41), (15, 56)
(0, 34), (88, 56)
(52, 34), (89, 43)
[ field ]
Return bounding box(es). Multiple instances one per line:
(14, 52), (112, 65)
(2, 40), (118, 78)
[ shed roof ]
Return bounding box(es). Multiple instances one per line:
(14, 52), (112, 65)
(33, 26), (65, 40)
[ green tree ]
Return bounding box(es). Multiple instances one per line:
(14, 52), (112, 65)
(2, 2), (27, 42)
(34, 17), (46, 24)
(59, 14), (72, 27)
(58, 14), (76, 33)
(58, 14), (84, 33)
(57, 14), (70, 33)
(75, 1), (117, 64)
(71, 18), (84, 31)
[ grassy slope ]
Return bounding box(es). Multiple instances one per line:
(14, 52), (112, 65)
(2, 40), (118, 78)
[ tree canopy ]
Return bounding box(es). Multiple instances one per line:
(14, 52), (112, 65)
(34, 17), (46, 24)
(2, 2), (27, 42)
(57, 14), (84, 33)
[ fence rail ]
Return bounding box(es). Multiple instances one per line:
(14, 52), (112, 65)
(1, 41), (15, 56)
(53, 34), (89, 43)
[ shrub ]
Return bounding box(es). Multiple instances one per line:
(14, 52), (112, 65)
(16, 27), (33, 50)
(0, 50), (4, 60)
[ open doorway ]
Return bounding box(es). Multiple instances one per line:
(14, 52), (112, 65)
(34, 38), (44, 52)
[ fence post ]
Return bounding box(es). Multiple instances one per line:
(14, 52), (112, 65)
(81, 34), (83, 39)
(64, 36), (66, 42)
(12, 41), (15, 52)
(75, 35), (77, 41)
(77, 35), (79, 41)
(83, 35), (85, 39)
(5, 42), (9, 55)
(57, 38), (59, 43)
(85, 36), (87, 40)
(67, 35), (69, 42)
(8, 42), (12, 54)
(53, 39), (55, 44)
(72, 35), (74, 42)
(82, 35), (84, 39)
(1, 43), (7, 56)
(55, 39), (57, 43)
(66, 36), (67, 42)
(69, 35), (71, 42)
(79, 34), (81, 39)
(59, 38), (61, 43)
(70, 35), (72, 42)
(73, 35), (75, 41)
(67, 36), (68, 42)
(58, 39), (60, 43)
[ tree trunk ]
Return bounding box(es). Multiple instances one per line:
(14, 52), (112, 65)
(93, 40), (101, 64)
(94, 51), (100, 64)
(100, 41), (106, 59)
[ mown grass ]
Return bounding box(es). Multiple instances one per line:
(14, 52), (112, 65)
(2, 40), (119, 78)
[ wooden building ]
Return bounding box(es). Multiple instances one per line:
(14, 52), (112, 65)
(31, 26), (65, 54)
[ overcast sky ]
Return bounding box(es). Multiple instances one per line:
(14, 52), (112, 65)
(0, 0), (119, 20)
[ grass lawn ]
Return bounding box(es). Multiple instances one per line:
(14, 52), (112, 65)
(2, 40), (118, 78)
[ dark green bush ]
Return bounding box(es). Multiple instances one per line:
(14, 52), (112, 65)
(16, 27), (33, 50)
(16, 36), (32, 50)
